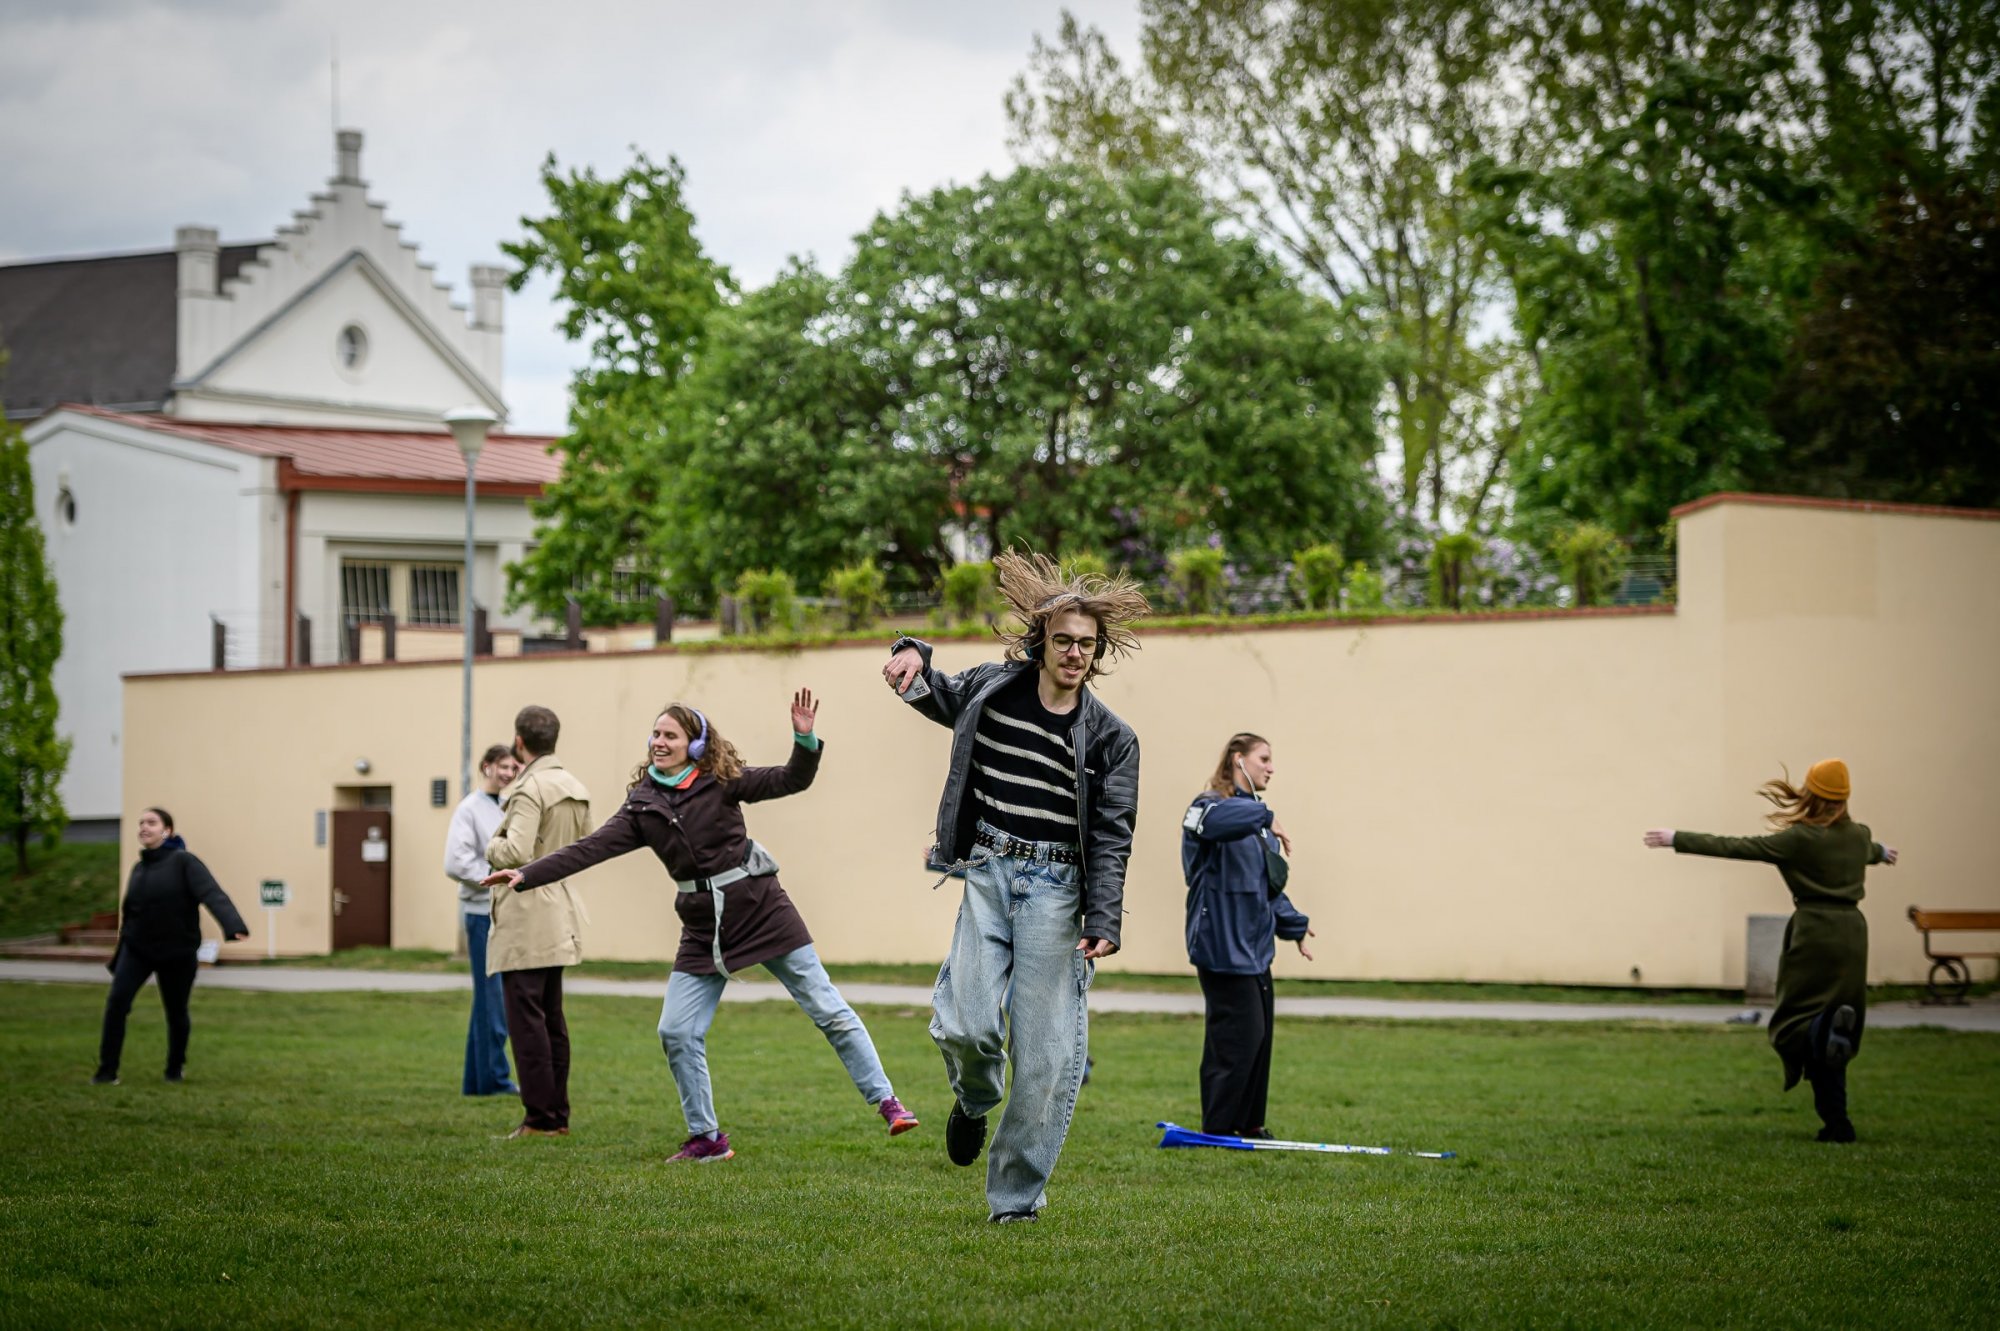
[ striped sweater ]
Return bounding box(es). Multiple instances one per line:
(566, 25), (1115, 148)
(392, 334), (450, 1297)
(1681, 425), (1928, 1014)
(969, 671), (1080, 846)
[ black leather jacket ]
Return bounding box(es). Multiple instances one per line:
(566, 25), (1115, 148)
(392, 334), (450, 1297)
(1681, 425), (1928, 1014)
(891, 636), (1141, 949)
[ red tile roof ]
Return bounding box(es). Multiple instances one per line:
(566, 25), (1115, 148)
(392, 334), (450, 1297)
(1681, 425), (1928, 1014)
(54, 404), (564, 495)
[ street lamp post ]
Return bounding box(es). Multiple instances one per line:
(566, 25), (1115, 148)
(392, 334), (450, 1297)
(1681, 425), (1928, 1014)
(445, 406), (497, 799)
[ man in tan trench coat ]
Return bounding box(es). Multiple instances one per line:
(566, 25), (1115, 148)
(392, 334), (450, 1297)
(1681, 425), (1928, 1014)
(485, 704), (591, 1138)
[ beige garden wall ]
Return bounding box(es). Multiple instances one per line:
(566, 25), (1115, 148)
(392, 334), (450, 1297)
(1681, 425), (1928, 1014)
(122, 494), (2000, 987)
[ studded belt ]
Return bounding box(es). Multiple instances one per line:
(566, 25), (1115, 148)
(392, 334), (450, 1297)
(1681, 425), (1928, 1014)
(973, 825), (1081, 865)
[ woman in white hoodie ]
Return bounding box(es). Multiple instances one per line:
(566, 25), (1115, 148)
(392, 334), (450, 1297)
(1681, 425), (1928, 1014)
(444, 743), (521, 1095)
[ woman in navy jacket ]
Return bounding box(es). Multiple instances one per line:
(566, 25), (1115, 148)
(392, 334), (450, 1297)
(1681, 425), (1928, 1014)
(1182, 733), (1313, 1137)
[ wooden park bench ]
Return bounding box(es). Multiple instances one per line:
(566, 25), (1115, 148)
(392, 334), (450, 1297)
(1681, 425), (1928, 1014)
(1907, 907), (2000, 1004)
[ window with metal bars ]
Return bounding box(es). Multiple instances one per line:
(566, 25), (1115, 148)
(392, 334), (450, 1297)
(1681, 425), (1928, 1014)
(340, 562), (393, 626)
(407, 564), (462, 627)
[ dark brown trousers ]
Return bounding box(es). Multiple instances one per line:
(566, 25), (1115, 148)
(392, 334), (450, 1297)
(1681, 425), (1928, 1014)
(501, 966), (571, 1130)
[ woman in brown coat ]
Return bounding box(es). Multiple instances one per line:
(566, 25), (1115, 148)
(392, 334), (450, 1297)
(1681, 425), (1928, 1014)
(488, 690), (918, 1162)
(1644, 758), (1897, 1142)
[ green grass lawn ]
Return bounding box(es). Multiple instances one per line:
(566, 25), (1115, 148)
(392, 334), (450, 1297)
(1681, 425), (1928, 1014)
(3, 983), (1996, 1328)
(0, 842), (121, 938)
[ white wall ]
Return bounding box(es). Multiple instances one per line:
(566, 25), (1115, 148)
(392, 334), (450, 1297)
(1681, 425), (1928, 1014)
(25, 411), (272, 820)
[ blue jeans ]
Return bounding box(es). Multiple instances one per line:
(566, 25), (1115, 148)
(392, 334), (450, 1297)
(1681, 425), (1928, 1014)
(462, 910), (516, 1096)
(657, 943), (894, 1136)
(931, 829), (1092, 1219)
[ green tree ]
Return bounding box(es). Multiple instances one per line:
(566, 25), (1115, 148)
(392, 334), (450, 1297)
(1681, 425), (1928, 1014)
(1474, 33), (1821, 542)
(1290, 542), (1343, 611)
(845, 166), (1385, 566)
(732, 570), (799, 636)
(642, 265), (951, 606)
(1553, 522), (1628, 608)
(0, 394), (70, 874)
(939, 562), (999, 626)
(1010, 1), (1521, 526)
(824, 562), (889, 632)
(1168, 545), (1228, 615)
(1763, 0), (2000, 505)
(1340, 561), (1387, 612)
(1427, 532), (1484, 611)
(502, 151), (734, 622)
(1480, 0), (2000, 536)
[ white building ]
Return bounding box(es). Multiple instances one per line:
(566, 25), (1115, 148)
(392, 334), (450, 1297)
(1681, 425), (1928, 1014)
(3, 131), (563, 832)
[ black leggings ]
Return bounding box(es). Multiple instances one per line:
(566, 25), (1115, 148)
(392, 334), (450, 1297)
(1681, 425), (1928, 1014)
(98, 947), (201, 1077)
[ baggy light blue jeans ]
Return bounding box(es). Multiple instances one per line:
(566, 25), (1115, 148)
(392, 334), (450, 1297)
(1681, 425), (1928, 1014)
(657, 942), (894, 1136)
(930, 828), (1093, 1219)
(462, 910), (515, 1096)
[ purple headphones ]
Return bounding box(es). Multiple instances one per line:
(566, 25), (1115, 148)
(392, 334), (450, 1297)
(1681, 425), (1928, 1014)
(686, 708), (709, 761)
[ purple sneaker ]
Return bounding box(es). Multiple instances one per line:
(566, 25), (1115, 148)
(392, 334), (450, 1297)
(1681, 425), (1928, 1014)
(668, 1131), (734, 1163)
(877, 1095), (919, 1136)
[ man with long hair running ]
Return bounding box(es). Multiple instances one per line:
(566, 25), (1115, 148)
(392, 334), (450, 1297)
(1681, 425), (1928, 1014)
(882, 551), (1149, 1223)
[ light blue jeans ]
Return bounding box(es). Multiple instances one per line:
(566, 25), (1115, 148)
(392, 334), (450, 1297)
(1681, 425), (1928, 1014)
(931, 829), (1093, 1219)
(658, 943), (894, 1136)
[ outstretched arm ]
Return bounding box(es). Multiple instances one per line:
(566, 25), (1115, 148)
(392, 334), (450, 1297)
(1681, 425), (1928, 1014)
(1651, 827), (1802, 863)
(486, 804), (645, 892)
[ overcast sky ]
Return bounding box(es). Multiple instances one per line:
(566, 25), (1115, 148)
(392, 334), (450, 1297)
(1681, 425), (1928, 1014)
(0, 0), (1139, 433)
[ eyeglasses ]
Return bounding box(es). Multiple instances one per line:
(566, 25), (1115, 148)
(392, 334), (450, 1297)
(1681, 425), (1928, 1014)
(1049, 634), (1099, 657)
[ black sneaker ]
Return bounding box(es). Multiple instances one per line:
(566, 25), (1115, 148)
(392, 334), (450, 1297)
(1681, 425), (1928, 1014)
(164, 1070), (184, 1084)
(990, 1210), (1038, 1224)
(1816, 1122), (1858, 1144)
(1824, 1006), (1858, 1065)
(946, 1100), (987, 1167)
(90, 1071), (119, 1086)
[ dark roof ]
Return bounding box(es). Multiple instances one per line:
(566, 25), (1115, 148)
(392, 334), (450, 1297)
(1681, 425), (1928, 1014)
(0, 244), (265, 420)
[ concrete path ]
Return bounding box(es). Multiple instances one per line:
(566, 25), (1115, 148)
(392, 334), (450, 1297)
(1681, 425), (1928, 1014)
(5, 959), (1997, 1031)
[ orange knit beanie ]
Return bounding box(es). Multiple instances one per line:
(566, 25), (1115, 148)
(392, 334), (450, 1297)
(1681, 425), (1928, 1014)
(1804, 759), (1851, 802)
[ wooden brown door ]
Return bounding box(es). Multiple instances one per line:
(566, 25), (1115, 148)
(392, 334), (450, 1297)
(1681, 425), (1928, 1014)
(331, 810), (392, 949)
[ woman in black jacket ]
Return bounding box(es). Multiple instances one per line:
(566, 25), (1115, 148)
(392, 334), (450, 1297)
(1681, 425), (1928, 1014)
(94, 807), (248, 1085)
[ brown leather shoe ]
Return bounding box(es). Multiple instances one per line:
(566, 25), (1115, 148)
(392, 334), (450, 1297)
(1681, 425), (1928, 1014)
(499, 1124), (570, 1140)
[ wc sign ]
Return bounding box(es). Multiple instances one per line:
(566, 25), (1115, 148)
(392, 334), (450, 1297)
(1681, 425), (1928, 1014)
(258, 879), (289, 959)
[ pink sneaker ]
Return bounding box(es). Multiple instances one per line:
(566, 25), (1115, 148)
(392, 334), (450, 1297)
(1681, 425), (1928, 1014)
(668, 1131), (735, 1162)
(877, 1095), (919, 1136)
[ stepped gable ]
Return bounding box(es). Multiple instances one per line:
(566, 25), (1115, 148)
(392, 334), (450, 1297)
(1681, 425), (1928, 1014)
(176, 130), (505, 406)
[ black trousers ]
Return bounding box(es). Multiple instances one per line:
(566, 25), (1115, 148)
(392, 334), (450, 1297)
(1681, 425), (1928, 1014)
(98, 945), (200, 1077)
(1805, 1006), (1855, 1132)
(1197, 967), (1275, 1136)
(501, 967), (571, 1130)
